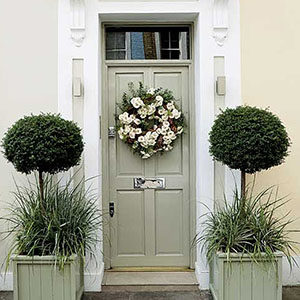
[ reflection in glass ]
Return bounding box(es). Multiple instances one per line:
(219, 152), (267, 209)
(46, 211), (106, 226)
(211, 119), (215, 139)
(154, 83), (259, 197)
(105, 27), (190, 60)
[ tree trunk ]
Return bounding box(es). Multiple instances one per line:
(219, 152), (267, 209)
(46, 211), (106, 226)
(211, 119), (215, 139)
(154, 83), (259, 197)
(38, 170), (45, 211)
(241, 170), (246, 197)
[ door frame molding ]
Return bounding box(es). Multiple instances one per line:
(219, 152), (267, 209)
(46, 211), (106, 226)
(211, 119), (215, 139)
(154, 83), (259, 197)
(57, 0), (241, 291)
(101, 23), (196, 270)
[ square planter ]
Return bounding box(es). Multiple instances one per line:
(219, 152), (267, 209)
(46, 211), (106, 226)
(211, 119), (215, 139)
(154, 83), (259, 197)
(13, 255), (84, 300)
(210, 252), (282, 300)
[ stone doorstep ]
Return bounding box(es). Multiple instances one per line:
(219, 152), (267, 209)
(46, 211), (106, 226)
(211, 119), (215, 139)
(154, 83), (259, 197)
(102, 285), (200, 292)
(102, 271), (198, 286)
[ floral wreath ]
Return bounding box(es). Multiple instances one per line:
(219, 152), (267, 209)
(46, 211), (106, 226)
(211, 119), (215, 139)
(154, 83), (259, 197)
(116, 82), (186, 159)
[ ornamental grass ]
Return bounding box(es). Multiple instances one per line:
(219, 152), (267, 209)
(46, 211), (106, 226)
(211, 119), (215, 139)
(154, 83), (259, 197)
(2, 175), (101, 270)
(196, 186), (298, 267)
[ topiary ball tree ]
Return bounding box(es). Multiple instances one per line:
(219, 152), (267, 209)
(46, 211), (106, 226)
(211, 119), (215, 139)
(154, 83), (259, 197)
(209, 106), (290, 195)
(2, 113), (84, 206)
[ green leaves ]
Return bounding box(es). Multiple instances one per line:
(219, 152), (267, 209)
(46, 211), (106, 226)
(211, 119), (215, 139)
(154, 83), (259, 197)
(209, 106), (290, 173)
(196, 187), (297, 266)
(2, 113), (84, 175)
(2, 175), (101, 270)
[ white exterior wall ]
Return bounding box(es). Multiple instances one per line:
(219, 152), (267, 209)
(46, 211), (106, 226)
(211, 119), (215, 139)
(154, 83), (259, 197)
(0, 0), (242, 292)
(0, 0), (58, 290)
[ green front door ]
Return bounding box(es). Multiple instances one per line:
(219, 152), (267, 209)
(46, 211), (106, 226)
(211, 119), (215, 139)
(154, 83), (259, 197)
(107, 65), (190, 267)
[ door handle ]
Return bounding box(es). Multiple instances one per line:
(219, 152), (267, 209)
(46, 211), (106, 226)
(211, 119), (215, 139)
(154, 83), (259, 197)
(109, 202), (115, 217)
(108, 127), (116, 138)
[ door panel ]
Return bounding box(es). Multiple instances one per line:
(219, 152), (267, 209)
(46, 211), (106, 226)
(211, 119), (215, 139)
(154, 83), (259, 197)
(107, 66), (190, 267)
(117, 190), (145, 256)
(155, 190), (183, 255)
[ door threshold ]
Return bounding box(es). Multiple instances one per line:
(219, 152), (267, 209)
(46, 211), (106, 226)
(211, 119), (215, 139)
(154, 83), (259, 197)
(102, 270), (198, 286)
(106, 267), (194, 272)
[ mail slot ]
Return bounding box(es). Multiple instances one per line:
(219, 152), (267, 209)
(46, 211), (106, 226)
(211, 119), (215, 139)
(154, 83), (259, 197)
(134, 177), (165, 189)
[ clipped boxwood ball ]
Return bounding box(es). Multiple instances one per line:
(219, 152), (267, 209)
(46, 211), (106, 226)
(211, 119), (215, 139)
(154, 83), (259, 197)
(209, 106), (290, 173)
(2, 114), (84, 174)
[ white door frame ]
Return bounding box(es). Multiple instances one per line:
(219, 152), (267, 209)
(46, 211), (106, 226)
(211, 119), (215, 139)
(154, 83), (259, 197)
(58, 0), (241, 292)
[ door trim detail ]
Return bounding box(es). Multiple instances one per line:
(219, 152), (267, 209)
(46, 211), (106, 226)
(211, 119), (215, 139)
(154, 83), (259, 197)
(101, 25), (196, 269)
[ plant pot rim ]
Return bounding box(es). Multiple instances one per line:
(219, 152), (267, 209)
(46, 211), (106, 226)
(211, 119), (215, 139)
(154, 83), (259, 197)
(215, 251), (283, 258)
(12, 254), (79, 262)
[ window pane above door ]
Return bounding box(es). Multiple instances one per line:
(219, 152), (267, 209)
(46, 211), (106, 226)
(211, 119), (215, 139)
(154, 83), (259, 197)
(105, 26), (190, 60)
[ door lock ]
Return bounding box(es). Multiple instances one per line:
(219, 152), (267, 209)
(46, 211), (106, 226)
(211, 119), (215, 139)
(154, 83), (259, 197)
(109, 202), (115, 217)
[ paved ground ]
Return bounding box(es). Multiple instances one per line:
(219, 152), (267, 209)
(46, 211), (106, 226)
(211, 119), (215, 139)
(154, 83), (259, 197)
(283, 286), (300, 300)
(84, 286), (211, 300)
(0, 286), (300, 299)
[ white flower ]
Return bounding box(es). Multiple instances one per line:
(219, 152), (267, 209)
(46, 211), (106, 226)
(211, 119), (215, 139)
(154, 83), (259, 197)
(156, 128), (162, 134)
(163, 121), (170, 127)
(162, 115), (168, 121)
(163, 136), (172, 145)
(171, 109), (181, 119)
(167, 101), (175, 110)
(158, 108), (166, 115)
(134, 118), (141, 125)
(148, 104), (156, 115)
(129, 130), (136, 139)
(118, 112), (127, 122)
(124, 125), (131, 134)
(131, 97), (144, 109)
(138, 136), (145, 143)
(142, 153), (151, 159)
(148, 139), (156, 146)
(138, 107), (148, 119)
(147, 88), (156, 95)
(165, 145), (173, 151)
(132, 141), (138, 149)
(162, 125), (169, 131)
(167, 130), (176, 140)
(161, 128), (168, 135)
(155, 95), (163, 106)
(135, 128), (142, 135)
(152, 132), (159, 139)
(119, 112), (134, 124)
(118, 128), (125, 140)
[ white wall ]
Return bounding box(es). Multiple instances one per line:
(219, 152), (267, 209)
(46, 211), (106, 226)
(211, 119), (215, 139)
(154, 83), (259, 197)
(0, 0), (242, 292)
(0, 0), (58, 289)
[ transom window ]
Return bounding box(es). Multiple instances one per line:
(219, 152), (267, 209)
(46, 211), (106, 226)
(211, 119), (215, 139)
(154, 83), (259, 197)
(105, 26), (190, 60)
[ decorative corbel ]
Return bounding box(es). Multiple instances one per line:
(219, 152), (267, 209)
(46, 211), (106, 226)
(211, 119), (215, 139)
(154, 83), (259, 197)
(70, 0), (85, 47)
(212, 0), (229, 46)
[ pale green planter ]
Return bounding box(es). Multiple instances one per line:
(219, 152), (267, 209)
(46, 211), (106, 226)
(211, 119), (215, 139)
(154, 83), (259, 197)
(13, 255), (84, 300)
(210, 252), (282, 300)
